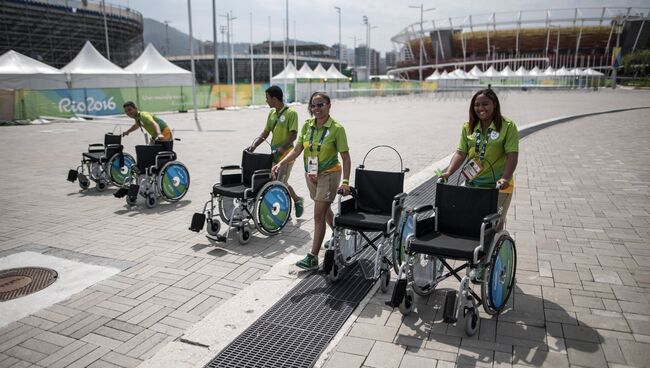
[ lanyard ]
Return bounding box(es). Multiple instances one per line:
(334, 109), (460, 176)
(309, 125), (328, 153)
(474, 127), (493, 162)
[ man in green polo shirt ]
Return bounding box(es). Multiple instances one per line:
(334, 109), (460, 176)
(121, 101), (173, 143)
(247, 85), (304, 217)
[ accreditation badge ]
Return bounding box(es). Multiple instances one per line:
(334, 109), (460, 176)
(280, 115), (286, 123)
(308, 156), (319, 179)
(461, 158), (483, 181)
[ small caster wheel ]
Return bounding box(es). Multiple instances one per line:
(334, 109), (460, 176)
(96, 180), (107, 192)
(326, 261), (341, 283)
(399, 287), (415, 315)
(79, 179), (90, 190)
(238, 226), (251, 245)
(146, 194), (157, 208)
(379, 268), (391, 294)
(206, 218), (221, 236)
(126, 195), (137, 206)
(464, 307), (480, 336)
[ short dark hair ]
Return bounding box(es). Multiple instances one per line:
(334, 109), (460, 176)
(123, 101), (137, 109)
(265, 85), (283, 101)
(307, 92), (331, 116)
(468, 88), (503, 132)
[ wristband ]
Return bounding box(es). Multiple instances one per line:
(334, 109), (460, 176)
(342, 179), (349, 185)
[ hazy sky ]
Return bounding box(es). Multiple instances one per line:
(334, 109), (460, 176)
(117, 0), (648, 53)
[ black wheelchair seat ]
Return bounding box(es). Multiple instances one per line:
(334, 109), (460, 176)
(410, 232), (485, 260)
(334, 211), (392, 233)
(82, 152), (104, 162)
(212, 184), (248, 198)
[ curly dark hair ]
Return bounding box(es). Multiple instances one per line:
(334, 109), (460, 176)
(468, 88), (503, 132)
(307, 92), (331, 116)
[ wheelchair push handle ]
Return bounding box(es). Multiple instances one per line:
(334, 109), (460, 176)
(337, 186), (356, 196)
(360, 145), (409, 173)
(245, 137), (273, 153)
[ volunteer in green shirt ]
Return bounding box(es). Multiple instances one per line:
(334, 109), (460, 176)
(247, 85), (304, 218)
(121, 101), (173, 143)
(441, 88), (519, 231)
(272, 92), (352, 270)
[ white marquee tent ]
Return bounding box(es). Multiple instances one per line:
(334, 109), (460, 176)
(271, 61), (298, 83)
(125, 44), (191, 87)
(0, 50), (68, 90)
(62, 41), (136, 88)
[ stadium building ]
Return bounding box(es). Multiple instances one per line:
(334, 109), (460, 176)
(0, 0), (144, 68)
(389, 7), (650, 79)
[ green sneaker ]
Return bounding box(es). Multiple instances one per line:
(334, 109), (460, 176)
(294, 197), (304, 218)
(296, 253), (318, 270)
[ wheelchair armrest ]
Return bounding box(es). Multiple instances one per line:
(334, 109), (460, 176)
(253, 169), (272, 176)
(483, 213), (500, 225)
(413, 204), (433, 214)
(476, 213), (500, 264)
(221, 165), (241, 170)
(155, 151), (176, 169)
(88, 143), (104, 152)
(393, 192), (407, 201)
(105, 144), (121, 150)
(89, 143), (104, 147)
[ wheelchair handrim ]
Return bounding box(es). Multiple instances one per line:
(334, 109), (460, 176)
(486, 235), (516, 312)
(255, 182), (291, 235)
(109, 153), (135, 186)
(392, 211), (414, 274)
(411, 253), (440, 296)
(159, 162), (190, 201)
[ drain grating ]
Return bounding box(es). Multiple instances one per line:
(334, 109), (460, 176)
(204, 174), (449, 368)
(0, 267), (58, 302)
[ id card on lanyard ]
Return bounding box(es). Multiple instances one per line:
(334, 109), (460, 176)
(307, 125), (328, 179)
(461, 127), (492, 181)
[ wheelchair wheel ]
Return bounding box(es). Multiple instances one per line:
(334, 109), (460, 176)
(411, 254), (441, 297)
(464, 307), (480, 336)
(158, 161), (190, 201)
(96, 180), (107, 192)
(379, 268), (391, 294)
(126, 195), (137, 206)
(79, 178), (90, 190)
(206, 218), (221, 236)
(238, 226), (252, 245)
(326, 261), (341, 283)
(392, 210), (414, 274)
(399, 288), (415, 316)
(481, 234), (517, 315)
(146, 194), (157, 208)
(107, 153), (135, 186)
(254, 182), (291, 236)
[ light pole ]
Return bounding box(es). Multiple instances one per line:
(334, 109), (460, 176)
(164, 20), (171, 56)
(334, 7), (342, 72)
(612, 18), (623, 90)
(186, 0), (201, 131)
(250, 12), (254, 106)
(284, 0), (289, 102)
(363, 16), (369, 80)
(409, 4), (435, 81)
(102, 0), (110, 60)
(220, 12), (237, 106)
(211, 2), (218, 85)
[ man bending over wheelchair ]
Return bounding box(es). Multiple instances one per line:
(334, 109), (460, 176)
(121, 101), (173, 144)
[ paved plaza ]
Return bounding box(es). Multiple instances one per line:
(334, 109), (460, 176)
(0, 90), (649, 367)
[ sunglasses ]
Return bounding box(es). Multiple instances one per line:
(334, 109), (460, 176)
(310, 102), (326, 109)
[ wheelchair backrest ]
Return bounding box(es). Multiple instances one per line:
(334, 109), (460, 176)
(104, 133), (121, 146)
(135, 144), (166, 172)
(435, 183), (498, 238)
(241, 150), (272, 186)
(355, 168), (404, 214)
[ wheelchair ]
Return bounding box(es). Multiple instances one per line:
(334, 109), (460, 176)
(323, 146), (409, 290)
(67, 132), (135, 192)
(114, 140), (190, 208)
(189, 150), (292, 245)
(388, 179), (517, 336)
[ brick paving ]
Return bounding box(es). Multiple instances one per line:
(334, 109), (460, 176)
(0, 90), (648, 367)
(323, 108), (650, 368)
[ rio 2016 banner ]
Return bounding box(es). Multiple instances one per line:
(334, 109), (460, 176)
(14, 88), (137, 119)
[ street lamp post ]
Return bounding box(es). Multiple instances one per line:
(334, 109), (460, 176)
(164, 20), (171, 56)
(186, 0), (201, 131)
(409, 4), (435, 82)
(363, 16), (369, 80)
(612, 18), (623, 90)
(211, 2), (218, 85)
(334, 7), (342, 72)
(220, 12), (237, 106)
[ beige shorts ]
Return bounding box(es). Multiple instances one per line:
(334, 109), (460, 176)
(305, 171), (341, 203)
(275, 160), (294, 184)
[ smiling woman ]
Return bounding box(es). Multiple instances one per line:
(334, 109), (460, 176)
(441, 88), (519, 231)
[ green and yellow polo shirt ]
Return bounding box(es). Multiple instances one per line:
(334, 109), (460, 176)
(264, 106), (298, 163)
(136, 111), (170, 137)
(297, 116), (349, 173)
(457, 117), (519, 190)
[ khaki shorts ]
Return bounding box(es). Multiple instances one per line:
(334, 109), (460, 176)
(305, 171), (341, 203)
(275, 160), (294, 184)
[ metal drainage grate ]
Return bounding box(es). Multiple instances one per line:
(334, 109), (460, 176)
(0, 267), (58, 302)
(205, 174), (449, 368)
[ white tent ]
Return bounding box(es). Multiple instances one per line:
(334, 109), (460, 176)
(312, 63), (329, 80)
(325, 65), (350, 97)
(469, 66), (483, 77)
(499, 66), (515, 77)
(325, 65), (348, 80)
(125, 44), (191, 87)
(271, 61), (298, 83)
(62, 41), (135, 88)
(0, 50), (68, 89)
(297, 63), (317, 80)
(543, 66), (556, 77)
(528, 66), (542, 78)
(514, 66), (528, 77)
(425, 69), (441, 81)
(482, 66), (499, 78)
(584, 68), (604, 76)
(555, 67), (571, 77)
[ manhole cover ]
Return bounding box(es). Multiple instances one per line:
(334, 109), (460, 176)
(0, 267), (58, 302)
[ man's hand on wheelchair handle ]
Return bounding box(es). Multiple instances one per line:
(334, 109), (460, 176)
(337, 184), (351, 196)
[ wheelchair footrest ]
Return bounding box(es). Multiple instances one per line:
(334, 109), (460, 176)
(206, 233), (227, 242)
(386, 278), (407, 308)
(113, 187), (129, 198)
(127, 184), (140, 198)
(323, 249), (335, 274)
(443, 290), (458, 323)
(67, 169), (78, 182)
(189, 213), (206, 232)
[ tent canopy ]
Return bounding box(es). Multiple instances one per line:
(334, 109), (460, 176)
(312, 63), (329, 79)
(297, 63), (316, 80)
(326, 65), (348, 80)
(62, 41), (135, 88)
(271, 61), (298, 82)
(125, 44), (191, 87)
(0, 50), (68, 89)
